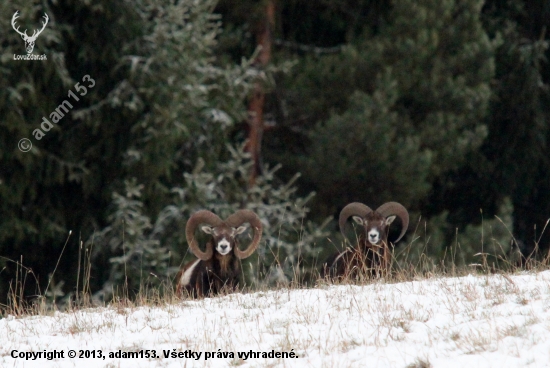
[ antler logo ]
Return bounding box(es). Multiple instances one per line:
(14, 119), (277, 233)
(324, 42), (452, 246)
(12, 11), (49, 54)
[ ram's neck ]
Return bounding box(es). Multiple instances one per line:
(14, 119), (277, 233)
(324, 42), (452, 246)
(214, 252), (237, 277)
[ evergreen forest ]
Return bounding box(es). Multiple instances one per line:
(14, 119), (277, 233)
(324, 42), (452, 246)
(1, 0), (549, 307)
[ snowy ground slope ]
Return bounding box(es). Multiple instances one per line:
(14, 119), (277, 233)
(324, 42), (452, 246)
(2, 272), (550, 368)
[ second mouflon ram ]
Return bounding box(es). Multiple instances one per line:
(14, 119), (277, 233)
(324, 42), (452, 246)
(322, 202), (409, 280)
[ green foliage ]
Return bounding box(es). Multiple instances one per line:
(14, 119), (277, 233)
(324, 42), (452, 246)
(0, 0), (138, 302)
(305, 89), (432, 212)
(163, 145), (329, 286)
(0, 1), (72, 246)
(373, 0), (494, 174)
(0, 0), (293, 302)
(82, 0), (327, 299)
(479, 0), (550, 251)
(2, 0), (550, 305)
(427, 0), (550, 252)
(91, 145), (328, 299)
(399, 197), (514, 267)
(303, 0), (496, 222)
(89, 179), (170, 300)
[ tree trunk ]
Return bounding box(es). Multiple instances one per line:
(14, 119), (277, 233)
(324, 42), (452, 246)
(247, 0), (274, 186)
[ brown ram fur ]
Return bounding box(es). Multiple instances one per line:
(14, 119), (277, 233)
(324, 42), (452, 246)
(176, 210), (262, 298)
(322, 202), (409, 281)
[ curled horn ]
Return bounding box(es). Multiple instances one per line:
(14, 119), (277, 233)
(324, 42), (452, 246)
(339, 202), (373, 239)
(186, 210), (223, 260)
(376, 202), (409, 243)
(226, 210), (263, 259)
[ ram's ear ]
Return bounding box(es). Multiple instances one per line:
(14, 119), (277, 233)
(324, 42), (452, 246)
(234, 226), (247, 235)
(201, 226), (214, 234)
(385, 215), (396, 225)
(352, 216), (364, 225)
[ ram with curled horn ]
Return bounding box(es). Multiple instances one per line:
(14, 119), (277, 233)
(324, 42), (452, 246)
(322, 202), (409, 280)
(175, 209), (263, 298)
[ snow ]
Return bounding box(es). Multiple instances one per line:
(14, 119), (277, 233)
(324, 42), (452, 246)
(2, 271), (550, 367)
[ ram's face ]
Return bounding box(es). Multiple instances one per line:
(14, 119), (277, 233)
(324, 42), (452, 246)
(201, 225), (247, 255)
(352, 213), (396, 246)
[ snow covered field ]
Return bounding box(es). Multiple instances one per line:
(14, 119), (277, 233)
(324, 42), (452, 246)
(2, 271), (550, 368)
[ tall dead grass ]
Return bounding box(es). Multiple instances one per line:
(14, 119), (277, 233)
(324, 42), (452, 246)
(2, 218), (550, 318)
